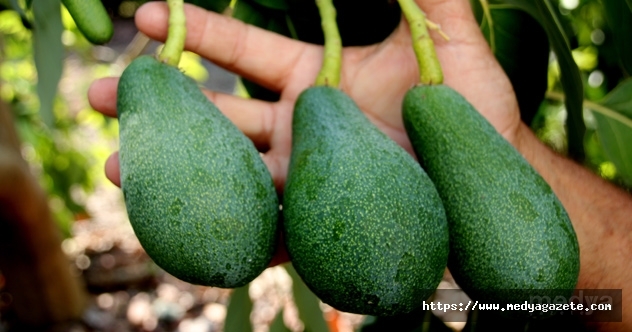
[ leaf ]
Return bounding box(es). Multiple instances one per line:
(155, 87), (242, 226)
(473, 3), (549, 126)
(600, 78), (632, 118)
(589, 79), (632, 186)
(32, 0), (63, 128)
(492, 0), (585, 160)
(269, 309), (292, 332)
(224, 284), (254, 332)
(9, 0), (27, 20)
(284, 264), (329, 332)
(602, 0), (632, 76)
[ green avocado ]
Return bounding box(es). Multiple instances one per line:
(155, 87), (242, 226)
(283, 86), (449, 316)
(402, 84), (580, 309)
(117, 55), (279, 288)
(61, 0), (113, 45)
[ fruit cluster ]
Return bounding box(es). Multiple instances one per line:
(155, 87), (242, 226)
(84, 0), (581, 318)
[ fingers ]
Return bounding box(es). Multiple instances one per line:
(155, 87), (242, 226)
(88, 77), (276, 149)
(416, 0), (483, 45)
(135, 2), (317, 92)
(88, 77), (118, 117)
(201, 90), (275, 150)
(105, 152), (121, 187)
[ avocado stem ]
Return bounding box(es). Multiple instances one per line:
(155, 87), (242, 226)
(158, 0), (186, 67)
(314, 0), (342, 87)
(397, 0), (443, 85)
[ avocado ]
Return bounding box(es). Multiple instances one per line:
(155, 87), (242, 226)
(117, 55), (279, 288)
(402, 84), (580, 308)
(61, 0), (113, 45)
(283, 86), (449, 316)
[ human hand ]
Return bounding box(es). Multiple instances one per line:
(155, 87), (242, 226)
(89, 0), (522, 191)
(89, 0), (524, 268)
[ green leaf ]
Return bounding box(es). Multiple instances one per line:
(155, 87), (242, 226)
(492, 0), (585, 161)
(269, 309), (292, 332)
(284, 264), (329, 332)
(600, 78), (632, 118)
(589, 79), (632, 186)
(9, 0), (27, 19)
(185, 0), (232, 13)
(473, 3), (549, 126)
(602, 0), (632, 77)
(224, 284), (254, 332)
(32, 0), (63, 127)
(627, 0), (632, 12)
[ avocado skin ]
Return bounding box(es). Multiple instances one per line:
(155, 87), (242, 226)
(117, 56), (279, 288)
(283, 86), (449, 316)
(402, 85), (580, 308)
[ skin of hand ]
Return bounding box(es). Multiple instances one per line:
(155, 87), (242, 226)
(89, 1), (632, 330)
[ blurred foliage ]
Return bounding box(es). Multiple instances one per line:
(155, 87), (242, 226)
(0, 1), (211, 237)
(224, 284), (254, 332)
(532, 0), (632, 188)
(0, 7), (117, 236)
(285, 263), (329, 332)
(472, 0), (632, 189)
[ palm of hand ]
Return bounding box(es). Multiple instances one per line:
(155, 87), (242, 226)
(89, 0), (521, 192)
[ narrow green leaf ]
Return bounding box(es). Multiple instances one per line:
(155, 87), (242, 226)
(9, 0), (27, 18)
(627, 0), (632, 12)
(492, 0), (585, 160)
(589, 112), (632, 187)
(32, 0), (63, 127)
(589, 79), (632, 186)
(224, 284), (254, 332)
(600, 78), (632, 118)
(269, 309), (292, 332)
(602, 0), (632, 77)
(284, 264), (329, 332)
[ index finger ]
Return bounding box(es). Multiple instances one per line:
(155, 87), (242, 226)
(135, 2), (318, 93)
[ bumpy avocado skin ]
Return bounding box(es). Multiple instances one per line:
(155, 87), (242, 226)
(402, 85), (580, 310)
(283, 86), (449, 316)
(117, 56), (279, 288)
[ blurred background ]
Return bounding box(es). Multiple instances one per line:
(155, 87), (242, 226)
(0, 0), (630, 331)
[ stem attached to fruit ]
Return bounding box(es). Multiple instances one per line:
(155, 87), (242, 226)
(398, 0), (443, 85)
(158, 0), (186, 66)
(314, 0), (342, 87)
